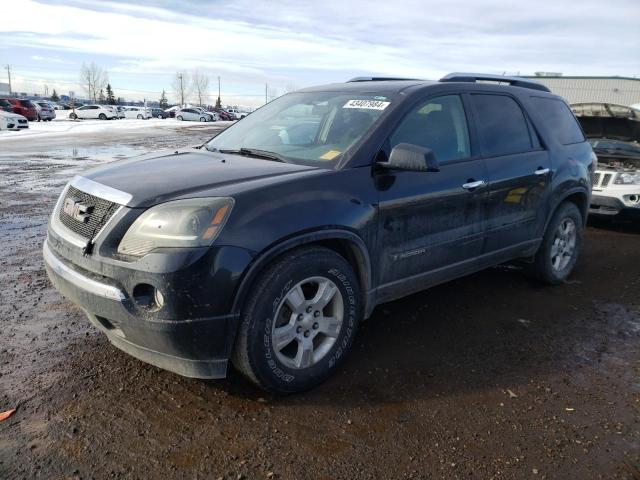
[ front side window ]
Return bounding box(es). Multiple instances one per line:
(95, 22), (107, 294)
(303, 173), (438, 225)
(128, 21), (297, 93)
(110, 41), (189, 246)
(205, 91), (394, 166)
(471, 94), (533, 156)
(389, 95), (470, 163)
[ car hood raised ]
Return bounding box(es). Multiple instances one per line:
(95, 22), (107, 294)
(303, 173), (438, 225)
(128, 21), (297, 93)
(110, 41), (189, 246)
(81, 149), (321, 207)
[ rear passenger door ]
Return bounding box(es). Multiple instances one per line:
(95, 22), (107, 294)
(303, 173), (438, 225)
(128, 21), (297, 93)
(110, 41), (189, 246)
(469, 93), (551, 252)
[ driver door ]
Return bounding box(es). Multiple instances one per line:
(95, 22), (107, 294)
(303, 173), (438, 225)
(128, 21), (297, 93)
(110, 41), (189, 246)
(376, 94), (487, 293)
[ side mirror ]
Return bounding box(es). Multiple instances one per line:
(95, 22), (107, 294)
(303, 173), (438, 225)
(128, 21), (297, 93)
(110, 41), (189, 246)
(379, 143), (440, 172)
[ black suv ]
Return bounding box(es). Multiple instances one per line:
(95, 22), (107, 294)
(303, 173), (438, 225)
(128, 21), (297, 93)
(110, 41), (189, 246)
(44, 73), (594, 393)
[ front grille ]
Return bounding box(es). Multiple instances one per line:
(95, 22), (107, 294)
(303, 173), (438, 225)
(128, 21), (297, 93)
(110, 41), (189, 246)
(18, 119), (27, 124)
(58, 185), (118, 239)
(602, 173), (613, 187)
(593, 173), (601, 186)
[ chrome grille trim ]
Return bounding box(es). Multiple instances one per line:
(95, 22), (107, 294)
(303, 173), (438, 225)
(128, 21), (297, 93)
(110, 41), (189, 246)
(70, 176), (133, 206)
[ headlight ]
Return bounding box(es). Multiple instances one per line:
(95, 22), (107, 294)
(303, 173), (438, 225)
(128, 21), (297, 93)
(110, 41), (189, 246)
(614, 172), (640, 185)
(117, 197), (234, 257)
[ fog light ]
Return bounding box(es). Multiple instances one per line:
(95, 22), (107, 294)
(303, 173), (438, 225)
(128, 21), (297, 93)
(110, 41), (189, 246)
(132, 283), (164, 311)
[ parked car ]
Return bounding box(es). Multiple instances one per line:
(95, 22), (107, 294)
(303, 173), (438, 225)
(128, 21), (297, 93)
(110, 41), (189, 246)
(33, 100), (57, 121)
(7, 99), (38, 121)
(193, 107), (217, 121)
(226, 107), (249, 119)
(151, 108), (168, 119)
(0, 98), (13, 112)
(0, 110), (29, 130)
(112, 106), (125, 119)
(572, 103), (640, 220)
(69, 105), (118, 120)
(213, 107), (235, 121)
(164, 106), (180, 118)
(175, 108), (209, 122)
(43, 73), (594, 394)
(123, 106), (152, 119)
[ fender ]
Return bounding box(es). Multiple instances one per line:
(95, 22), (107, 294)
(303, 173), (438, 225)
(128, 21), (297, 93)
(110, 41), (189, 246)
(230, 228), (374, 319)
(546, 185), (590, 231)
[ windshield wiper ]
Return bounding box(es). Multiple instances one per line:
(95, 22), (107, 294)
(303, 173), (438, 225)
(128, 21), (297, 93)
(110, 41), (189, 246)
(216, 147), (287, 163)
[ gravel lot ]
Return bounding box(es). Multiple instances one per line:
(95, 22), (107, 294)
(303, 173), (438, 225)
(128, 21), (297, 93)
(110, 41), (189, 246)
(0, 121), (638, 480)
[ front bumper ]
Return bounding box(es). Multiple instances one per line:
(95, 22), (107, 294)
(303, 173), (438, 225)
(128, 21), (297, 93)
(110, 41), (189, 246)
(43, 239), (241, 379)
(589, 194), (640, 219)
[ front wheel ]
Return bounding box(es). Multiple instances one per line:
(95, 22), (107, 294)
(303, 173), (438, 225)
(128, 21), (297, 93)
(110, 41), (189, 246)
(98, 113), (106, 120)
(176, 115), (183, 121)
(527, 202), (583, 285)
(232, 246), (361, 394)
(69, 113), (77, 120)
(199, 117), (206, 122)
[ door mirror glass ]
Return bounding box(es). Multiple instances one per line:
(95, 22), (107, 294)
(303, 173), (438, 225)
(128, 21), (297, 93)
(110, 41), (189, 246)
(380, 143), (440, 172)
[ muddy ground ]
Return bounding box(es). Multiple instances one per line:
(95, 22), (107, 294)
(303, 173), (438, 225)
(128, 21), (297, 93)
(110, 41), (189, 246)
(0, 123), (638, 480)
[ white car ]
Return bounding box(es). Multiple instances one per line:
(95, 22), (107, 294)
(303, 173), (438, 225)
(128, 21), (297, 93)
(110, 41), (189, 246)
(193, 107), (217, 121)
(0, 110), (29, 131)
(123, 106), (152, 119)
(175, 108), (210, 122)
(69, 105), (117, 120)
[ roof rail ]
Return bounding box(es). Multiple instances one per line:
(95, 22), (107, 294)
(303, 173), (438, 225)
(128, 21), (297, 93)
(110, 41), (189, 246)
(347, 76), (422, 82)
(439, 72), (551, 92)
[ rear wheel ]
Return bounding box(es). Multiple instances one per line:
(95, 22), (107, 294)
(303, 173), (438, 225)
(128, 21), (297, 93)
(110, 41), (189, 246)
(199, 117), (206, 122)
(137, 114), (143, 119)
(528, 202), (583, 284)
(232, 246), (361, 394)
(98, 113), (107, 120)
(157, 114), (163, 119)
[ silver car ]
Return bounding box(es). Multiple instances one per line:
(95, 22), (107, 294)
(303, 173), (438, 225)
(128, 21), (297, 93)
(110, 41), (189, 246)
(175, 108), (210, 122)
(33, 101), (57, 121)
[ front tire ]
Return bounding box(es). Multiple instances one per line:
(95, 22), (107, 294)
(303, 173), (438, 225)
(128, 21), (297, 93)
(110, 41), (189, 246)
(99, 113), (107, 120)
(528, 202), (583, 285)
(176, 115), (183, 121)
(199, 117), (206, 122)
(232, 246), (361, 394)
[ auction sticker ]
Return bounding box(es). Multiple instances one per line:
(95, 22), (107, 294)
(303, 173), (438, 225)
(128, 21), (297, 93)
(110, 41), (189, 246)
(343, 99), (390, 110)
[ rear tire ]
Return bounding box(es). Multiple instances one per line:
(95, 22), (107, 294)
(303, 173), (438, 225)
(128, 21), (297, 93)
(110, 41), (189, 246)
(99, 113), (106, 120)
(199, 117), (206, 122)
(527, 202), (583, 285)
(232, 246), (361, 394)
(137, 114), (143, 119)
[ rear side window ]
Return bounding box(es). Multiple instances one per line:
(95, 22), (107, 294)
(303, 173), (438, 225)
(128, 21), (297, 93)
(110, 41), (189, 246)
(531, 97), (585, 145)
(471, 94), (533, 156)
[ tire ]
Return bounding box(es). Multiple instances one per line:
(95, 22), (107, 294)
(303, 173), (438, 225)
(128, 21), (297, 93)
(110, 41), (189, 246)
(176, 115), (183, 121)
(232, 246), (361, 394)
(69, 113), (77, 120)
(527, 202), (583, 285)
(137, 114), (143, 119)
(99, 113), (106, 120)
(37, 115), (41, 122)
(157, 114), (163, 119)
(199, 117), (206, 122)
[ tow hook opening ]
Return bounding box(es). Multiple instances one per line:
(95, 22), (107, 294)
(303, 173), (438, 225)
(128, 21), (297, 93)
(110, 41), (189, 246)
(132, 283), (165, 311)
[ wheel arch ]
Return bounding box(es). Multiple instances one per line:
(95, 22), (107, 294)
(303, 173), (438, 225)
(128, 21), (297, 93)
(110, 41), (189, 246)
(548, 187), (590, 230)
(230, 229), (373, 320)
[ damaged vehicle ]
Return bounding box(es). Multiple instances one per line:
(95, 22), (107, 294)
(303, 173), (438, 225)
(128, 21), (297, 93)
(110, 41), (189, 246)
(44, 74), (594, 394)
(572, 103), (640, 219)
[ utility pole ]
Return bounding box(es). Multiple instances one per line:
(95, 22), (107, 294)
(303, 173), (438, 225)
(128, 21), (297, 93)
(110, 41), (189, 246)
(265, 83), (268, 104)
(5, 65), (12, 95)
(178, 73), (184, 106)
(218, 76), (221, 99)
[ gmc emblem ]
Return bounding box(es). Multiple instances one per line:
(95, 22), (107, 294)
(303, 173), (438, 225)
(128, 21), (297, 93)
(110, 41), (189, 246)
(63, 197), (94, 223)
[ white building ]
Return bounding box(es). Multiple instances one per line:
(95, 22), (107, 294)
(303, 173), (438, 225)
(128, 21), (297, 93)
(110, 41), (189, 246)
(523, 75), (640, 107)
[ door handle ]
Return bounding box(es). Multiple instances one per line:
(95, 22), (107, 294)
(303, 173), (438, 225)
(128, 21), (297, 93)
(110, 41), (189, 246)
(535, 167), (550, 176)
(462, 180), (486, 190)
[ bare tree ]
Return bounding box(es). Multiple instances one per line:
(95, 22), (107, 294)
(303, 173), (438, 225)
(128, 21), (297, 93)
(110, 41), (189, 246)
(79, 62), (108, 102)
(171, 72), (191, 107)
(191, 71), (210, 107)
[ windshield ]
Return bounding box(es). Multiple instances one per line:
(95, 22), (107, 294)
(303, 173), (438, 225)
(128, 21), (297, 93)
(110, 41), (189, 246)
(205, 91), (393, 166)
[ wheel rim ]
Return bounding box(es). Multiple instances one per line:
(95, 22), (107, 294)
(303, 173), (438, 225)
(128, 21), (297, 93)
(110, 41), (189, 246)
(271, 276), (344, 370)
(550, 217), (577, 271)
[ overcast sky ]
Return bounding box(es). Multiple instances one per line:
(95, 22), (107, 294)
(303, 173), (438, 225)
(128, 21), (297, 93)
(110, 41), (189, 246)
(1, 0), (638, 106)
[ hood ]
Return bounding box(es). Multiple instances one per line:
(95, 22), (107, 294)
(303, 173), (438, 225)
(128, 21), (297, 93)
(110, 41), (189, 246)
(0, 110), (24, 120)
(82, 149), (321, 207)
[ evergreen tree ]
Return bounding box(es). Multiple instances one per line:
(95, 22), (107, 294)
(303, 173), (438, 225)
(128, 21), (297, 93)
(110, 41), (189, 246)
(106, 84), (116, 105)
(215, 96), (222, 109)
(159, 90), (168, 109)
(50, 89), (59, 102)
(98, 89), (106, 104)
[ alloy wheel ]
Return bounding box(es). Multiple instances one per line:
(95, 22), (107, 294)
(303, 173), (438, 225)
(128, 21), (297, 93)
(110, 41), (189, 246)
(550, 217), (577, 271)
(271, 276), (344, 370)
